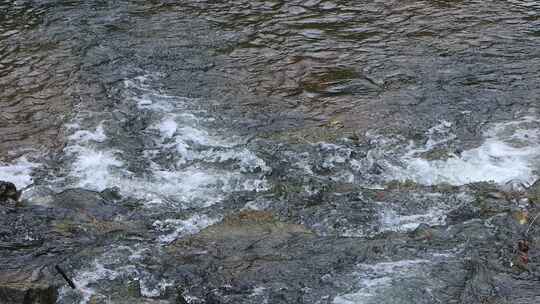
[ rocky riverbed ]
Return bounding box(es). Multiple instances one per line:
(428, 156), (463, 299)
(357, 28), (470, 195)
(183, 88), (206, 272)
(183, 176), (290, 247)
(1, 0), (540, 303)
(2, 180), (540, 303)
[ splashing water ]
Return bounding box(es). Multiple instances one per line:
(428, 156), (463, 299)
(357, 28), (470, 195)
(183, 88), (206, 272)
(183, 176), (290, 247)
(389, 117), (540, 186)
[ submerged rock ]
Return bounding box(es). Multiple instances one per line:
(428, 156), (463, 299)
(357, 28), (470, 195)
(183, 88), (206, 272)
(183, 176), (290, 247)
(460, 259), (501, 304)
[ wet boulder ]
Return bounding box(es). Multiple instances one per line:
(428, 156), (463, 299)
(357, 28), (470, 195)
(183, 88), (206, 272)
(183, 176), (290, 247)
(0, 181), (20, 205)
(166, 210), (316, 285)
(164, 210), (371, 303)
(47, 188), (124, 221)
(0, 203), (72, 304)
(0, 187), (145, 304)
(0, 269), (60, 304)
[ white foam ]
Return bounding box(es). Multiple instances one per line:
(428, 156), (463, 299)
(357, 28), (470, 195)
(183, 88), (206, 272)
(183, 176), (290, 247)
(66, 146), (124, 191)
(0, 157), (39, 188)
(67, 261), (121, 304)
(58, 75), (269, 210)
(59, 245), (171, 303)
(156, 117), (178, 139)
(250, 286), (266, 297)
(423, 120), (456, 149)
(61, 121), (124, 191)
(140, 278), (173, 298)
(285, 143), (357, 184)
(197, 148), (271, 173)
(166, 125), (228, 164)
(64, 134), (268, 208)
(68, 123), (107, 143)
(64, 140), (268, 206)
(379, 207), (446, 233)
(134, 95), (175, 111)
(53, 74), (272, 302)
(391, 118), (540, 185)
(397, 141), (538, 185)
(150, 168), (267, 206)
(67, 152), (265, 206)
(332, 259), (429, 304)
(153, 214), (220, 243)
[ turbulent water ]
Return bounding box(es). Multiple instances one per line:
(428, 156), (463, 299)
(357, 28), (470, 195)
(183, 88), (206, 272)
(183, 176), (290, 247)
(1, 0), (540, 303)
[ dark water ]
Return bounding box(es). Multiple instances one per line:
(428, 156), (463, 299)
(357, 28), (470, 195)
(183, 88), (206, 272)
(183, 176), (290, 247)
(1, 0), (540, 303)
(2, 0), (539, 156)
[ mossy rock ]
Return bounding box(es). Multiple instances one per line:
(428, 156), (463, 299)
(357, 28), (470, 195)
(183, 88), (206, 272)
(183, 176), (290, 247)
(434, 182), (459, 193)
(419, 148), (456, 161)
(51, 220), (81, 236)
(527, 179), (540, 203)
(385, 179), (420, 191)
(52, 219), (145, 239)
(301, 67), (359, 93)
(0, 282), (58, 304)
(270, 183), (306, 198)
(172, 210), (311, 245)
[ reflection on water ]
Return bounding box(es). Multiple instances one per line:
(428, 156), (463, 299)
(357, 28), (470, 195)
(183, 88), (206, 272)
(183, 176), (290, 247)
(1, 0), (538, 159)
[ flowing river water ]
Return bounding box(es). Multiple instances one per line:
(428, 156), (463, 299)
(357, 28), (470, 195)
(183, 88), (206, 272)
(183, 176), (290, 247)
(1, 1), (540, 303)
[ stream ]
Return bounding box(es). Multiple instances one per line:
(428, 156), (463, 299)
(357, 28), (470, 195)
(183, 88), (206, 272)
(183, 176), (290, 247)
(1, 1), (540, 303)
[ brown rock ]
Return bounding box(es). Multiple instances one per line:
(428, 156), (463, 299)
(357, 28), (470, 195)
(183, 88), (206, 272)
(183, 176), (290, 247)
(0, 270), (59, 304)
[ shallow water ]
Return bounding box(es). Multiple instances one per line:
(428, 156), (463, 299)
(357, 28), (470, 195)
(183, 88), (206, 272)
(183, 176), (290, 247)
(1, 0), (540, 303)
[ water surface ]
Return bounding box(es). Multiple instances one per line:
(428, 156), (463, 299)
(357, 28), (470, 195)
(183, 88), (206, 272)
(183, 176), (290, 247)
(1, 0), (539, 303)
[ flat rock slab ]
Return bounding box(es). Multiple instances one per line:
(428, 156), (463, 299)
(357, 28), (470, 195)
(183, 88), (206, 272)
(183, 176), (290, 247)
(0, 188), (142, 304)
